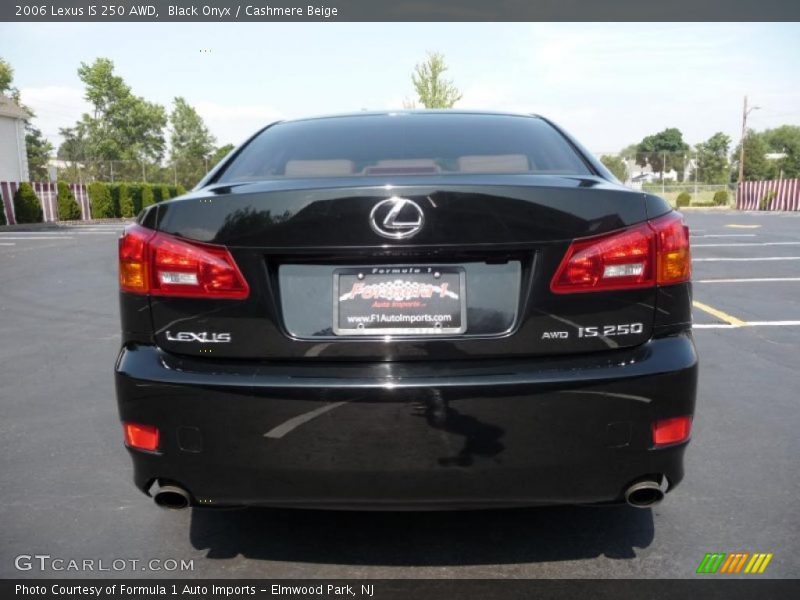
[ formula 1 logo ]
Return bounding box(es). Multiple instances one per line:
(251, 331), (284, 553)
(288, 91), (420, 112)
(165, 331), (232, 343)
(696, 552), (774, 574)
(339, 280), (459, 302)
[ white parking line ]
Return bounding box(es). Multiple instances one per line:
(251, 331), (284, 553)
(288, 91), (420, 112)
(0, 232), (83, 236)
(695, 277), (800, 283)
(693, 241), (800, 248)
(0, 230), (118, 234)
(0, 242), (15, 246)
(0, 236), (75, 240)
(693, 256), (800, 262)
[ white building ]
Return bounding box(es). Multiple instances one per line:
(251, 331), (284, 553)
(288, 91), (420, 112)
(0, 94), (30, 182)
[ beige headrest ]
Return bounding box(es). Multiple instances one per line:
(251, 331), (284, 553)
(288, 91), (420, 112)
(284, 159), (355, 177)
(364, 159), (441, 174)
(457, 154), (530, 173)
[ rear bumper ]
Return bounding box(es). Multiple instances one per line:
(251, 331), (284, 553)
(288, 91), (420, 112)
(114, 333), (697, 509)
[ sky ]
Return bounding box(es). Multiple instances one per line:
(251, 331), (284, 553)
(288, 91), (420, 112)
(1, 22), (799, 154)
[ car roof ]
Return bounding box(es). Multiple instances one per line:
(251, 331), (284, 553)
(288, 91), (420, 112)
(279, 110), (543, 124)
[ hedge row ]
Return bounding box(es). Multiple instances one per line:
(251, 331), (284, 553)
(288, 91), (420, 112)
(89, 182), (187, 218)
(1, 181), (188, 225)
(675, 190), (730, 209)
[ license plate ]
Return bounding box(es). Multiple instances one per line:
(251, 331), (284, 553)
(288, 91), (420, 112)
(333, 266), (466, 336)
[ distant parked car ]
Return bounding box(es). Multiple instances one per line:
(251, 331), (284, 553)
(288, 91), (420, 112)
(115, 111), (696, 511)
(631, 172), (658, 184)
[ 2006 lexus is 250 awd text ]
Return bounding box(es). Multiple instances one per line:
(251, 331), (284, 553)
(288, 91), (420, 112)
(115, 111), (697, 511)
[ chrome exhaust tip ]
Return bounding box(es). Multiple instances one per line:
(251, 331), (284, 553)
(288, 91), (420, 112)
(624, 479), (665, 508)
(152, 482), (191, 510)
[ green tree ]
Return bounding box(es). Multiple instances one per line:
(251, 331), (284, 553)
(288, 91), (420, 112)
(169, 97), (216, 188)
(760, 125), (800, 179)
(0, 57), (18, 99)
(734, 130), (770, 181)
(635, 128), (690, 180)
(694, 132), (731, 184)
(57, 182), (82, 220)
(13, 183), (43, 223)
(25, 125), (53, 180)
(0, 202), (6, 225)
(209, 143), (235, 169)
(600, 155), (628, 182)
(57, 129), (88, 162)
(60, 58), (166, 168)
(411, 52), (462, 109)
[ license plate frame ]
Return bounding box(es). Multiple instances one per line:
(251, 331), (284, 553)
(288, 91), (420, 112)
(333, 266), (467, 336)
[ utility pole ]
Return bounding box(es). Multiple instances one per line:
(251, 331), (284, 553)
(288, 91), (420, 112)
(738, 95), (761, 183)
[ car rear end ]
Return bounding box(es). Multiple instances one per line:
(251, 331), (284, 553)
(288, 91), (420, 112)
(115, 112), (697, 510)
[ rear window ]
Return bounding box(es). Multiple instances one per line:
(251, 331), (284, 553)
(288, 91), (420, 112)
(217, 113), (592, 182)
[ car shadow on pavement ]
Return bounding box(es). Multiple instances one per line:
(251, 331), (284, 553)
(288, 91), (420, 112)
(189, 505), (654, 565)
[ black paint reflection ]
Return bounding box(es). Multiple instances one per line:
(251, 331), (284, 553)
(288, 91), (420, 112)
(412, 389), (505, 467)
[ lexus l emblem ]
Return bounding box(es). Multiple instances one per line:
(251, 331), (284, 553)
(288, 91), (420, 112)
(369, 197), (425, 240)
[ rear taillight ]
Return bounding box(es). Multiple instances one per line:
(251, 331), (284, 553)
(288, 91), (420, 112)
(652, 415), (692, 447)
(550, 212), (691, 293)
(119, 224), (249, 299)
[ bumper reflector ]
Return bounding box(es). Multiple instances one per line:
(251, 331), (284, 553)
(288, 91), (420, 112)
(123, 422), (160, 451)
(652, 415), (692, 446)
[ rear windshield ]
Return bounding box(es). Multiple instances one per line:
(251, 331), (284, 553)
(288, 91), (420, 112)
(217, 113), (592, 182)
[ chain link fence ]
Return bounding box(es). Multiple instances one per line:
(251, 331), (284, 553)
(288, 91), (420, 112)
(592, 151), (737, 207)
(49, 158), (212, 190)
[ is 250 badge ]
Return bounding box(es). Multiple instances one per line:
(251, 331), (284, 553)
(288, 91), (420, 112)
(578, 323), (644, 338)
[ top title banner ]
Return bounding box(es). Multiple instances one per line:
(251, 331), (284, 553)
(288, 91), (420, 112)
(4, 0), (800, 22)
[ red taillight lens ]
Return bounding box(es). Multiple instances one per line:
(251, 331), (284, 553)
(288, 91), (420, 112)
(550, 212), (691, 293)
(551, 223), (655, 293)
(149, 233), (250, 298)
(123, 422), (159, 451)
(118, 224), (249, 299)
(652, 415), (692, 446)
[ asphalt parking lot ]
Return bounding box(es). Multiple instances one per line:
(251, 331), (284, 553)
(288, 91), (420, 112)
(0, 210), (798, 579)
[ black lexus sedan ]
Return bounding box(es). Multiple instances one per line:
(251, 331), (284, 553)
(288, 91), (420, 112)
(115, 111), (696, 510)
